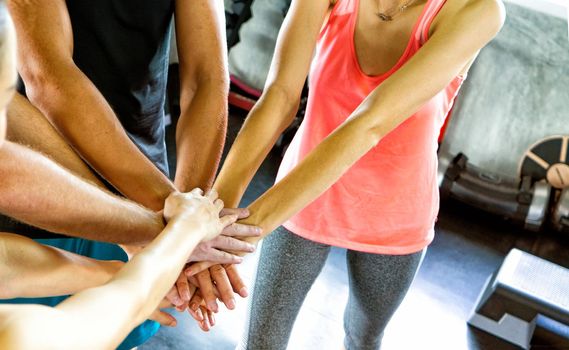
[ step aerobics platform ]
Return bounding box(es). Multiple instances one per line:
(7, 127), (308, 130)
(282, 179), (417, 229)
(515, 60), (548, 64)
(468, 249), (569, 349)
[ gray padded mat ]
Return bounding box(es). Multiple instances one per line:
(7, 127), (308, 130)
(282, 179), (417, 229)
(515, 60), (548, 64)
(440, 3), (569, 178)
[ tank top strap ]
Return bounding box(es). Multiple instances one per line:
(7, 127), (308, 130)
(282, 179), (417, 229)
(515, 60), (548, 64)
(415, 0), (448, 44)
(329, 0), (357, 16)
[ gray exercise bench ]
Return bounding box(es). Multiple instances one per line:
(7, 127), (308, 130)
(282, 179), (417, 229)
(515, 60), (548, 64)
(468, 249), (569, 349)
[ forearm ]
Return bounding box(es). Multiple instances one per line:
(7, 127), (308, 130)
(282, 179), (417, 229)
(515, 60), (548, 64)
(213, 86), (299, 207)
(23, 66), (175, 210)
(175, 80), (228, 192)
(0, 233), (122, 299)
(239, 114), (378, 242)
(0, 142), (164, 244)
(55, 218), (205, 348)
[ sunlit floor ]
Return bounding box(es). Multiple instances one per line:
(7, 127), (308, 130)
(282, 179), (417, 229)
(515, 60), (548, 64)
(141, 113), (569, 350)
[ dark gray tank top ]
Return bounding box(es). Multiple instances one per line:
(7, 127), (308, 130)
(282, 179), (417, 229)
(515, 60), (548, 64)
(4, 0), (175, 239)
(67, 0), (175, 174)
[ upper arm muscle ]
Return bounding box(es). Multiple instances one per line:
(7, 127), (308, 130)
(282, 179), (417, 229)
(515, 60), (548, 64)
(264, 0), (331, 99)
(7, 0), (73, 78)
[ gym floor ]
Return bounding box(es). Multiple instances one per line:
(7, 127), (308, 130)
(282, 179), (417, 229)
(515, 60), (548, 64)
(140, 112), (569, 350)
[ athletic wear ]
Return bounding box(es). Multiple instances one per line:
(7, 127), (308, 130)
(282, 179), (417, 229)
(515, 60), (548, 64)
(66, 0), (174, 175)
(238, 226), (424, 350)
(277, 0), (465, 254)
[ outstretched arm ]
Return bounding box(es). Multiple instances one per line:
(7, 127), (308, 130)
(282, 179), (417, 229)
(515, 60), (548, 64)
(220, 0), (505, 241)
(0, 190), (235, 350)
(213, 0), (331, 208)
(0, 141), (163, 245)
(0, 233), (121, 299)
(7, 0), (175, 210)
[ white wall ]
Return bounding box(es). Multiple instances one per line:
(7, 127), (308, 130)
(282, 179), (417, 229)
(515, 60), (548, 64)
(504, 0), (567, 19)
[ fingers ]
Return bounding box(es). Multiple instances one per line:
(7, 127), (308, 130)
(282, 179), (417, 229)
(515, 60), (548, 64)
(210, 264), (236, 310)
(176, 273), (194, 303)
(211, 235), (255, 255)
(220, 214), (239, 228)
(197, 305), (214, 332)
(195, 269), (218, 313)
(185, 261), (217, 276)
(221, 223), (262, 238)
(205, 189), (218, 201)
(191, 188), (204, 196)
(165, 286), (184, 307)
(220, 207), (250, 219)
(158, 298), (174, 309)
(188, 291), (205, 322)
(149, 309), (177, 327)
(214, 199), (224, 212)
(225, 264), (248, 298)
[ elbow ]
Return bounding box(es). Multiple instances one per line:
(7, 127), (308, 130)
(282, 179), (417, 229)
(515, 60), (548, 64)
(263, 84), (301, 130)
(19, 60), (74, 109)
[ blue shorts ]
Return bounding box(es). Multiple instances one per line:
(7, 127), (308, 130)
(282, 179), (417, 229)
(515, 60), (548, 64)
(0, 238), (160, 350)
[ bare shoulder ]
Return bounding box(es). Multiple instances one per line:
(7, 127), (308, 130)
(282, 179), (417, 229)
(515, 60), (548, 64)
(432, 0), (506, 37)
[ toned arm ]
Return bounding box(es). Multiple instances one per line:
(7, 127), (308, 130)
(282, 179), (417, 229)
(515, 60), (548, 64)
(0, 233), (121, 299)
(173, 0), (229, 192)
(216, 0), (505, 239)
(7, 0), (175, 210)
(0, 141), (164, 245)
(0, 191), (232, 350)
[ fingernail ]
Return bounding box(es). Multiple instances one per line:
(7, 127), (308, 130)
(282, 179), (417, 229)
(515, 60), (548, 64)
(248, 244), (256, 252)
(239, 287), (248, 297)
(185, 269), (194, 276)
(170, 320), (177, 327)
(256, 228), (262, 235)
(190, 302), (199, 311)
(234, 257), (244, 263)
(210, 313), (216, 326)
(227, 298), (236, 310)
(208, 301), (218, 313)
(195, 308), (204, 321)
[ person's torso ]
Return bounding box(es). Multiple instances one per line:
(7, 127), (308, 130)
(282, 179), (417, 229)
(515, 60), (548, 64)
(277, 0), (465, 253)
(66, 0), (175, 174)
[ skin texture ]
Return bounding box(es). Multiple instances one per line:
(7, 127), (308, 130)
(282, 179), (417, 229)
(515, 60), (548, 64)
(8, 0), (228, 206)
(187, 0), (506, 329)
(0, 10), (238, 347)
(0, 190), (236, 350)
(5, 0), (259, 306)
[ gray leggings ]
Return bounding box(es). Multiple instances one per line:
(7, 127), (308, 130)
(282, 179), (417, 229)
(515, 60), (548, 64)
(238, 226), (424, 350)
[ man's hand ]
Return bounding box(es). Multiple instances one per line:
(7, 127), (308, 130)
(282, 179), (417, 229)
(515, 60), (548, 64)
(172, 207), (260, 305)
(187, 264), (247, 328)
(186, 208), (261, 264)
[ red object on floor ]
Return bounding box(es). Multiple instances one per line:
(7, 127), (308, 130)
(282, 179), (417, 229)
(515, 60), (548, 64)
(228, 91), (256, 111)
(228, 75), (263, 111)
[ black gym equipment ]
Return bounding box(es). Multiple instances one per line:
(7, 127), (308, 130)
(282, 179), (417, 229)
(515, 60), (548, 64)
(519, 136), (569, 190)
(438, 151), (552, 232)
(552, 189), (569, 234)
(468, 249), (569, 349)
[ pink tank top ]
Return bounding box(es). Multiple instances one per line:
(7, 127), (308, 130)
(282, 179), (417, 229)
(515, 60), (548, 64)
(276, 0), (465, 254)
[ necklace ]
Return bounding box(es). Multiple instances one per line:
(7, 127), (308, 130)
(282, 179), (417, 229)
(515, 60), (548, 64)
(376, 0), (417, 21)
